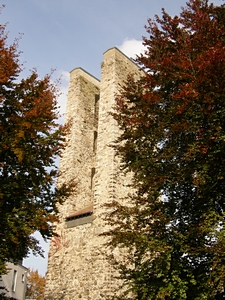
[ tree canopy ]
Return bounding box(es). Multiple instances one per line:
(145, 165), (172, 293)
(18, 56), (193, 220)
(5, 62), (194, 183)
(26, 268), (46, 300)
(0, 22), (73, 274)
(106, 0), (225, 299)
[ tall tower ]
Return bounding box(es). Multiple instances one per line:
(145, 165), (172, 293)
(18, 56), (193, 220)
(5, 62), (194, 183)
(45, 48), (141, 299)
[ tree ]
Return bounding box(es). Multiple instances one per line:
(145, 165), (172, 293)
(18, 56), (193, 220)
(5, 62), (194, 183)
(0, 21), (74, 275)
(105, 0), (225, 299)
(26, 268), (46, 300)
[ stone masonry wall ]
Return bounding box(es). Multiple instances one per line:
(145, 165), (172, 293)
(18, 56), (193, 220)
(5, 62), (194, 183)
(45, 48), (142, 300)
(58, 68), (100, 216)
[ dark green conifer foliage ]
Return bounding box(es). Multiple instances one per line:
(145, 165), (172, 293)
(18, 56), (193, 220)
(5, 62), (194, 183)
(105, 1), (225, 299)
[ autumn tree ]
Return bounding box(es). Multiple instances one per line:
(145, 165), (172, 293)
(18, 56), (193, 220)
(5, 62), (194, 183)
(26, 269), (46, 300)
(106, 0), (225, 299)
(0, 22), (73, 275)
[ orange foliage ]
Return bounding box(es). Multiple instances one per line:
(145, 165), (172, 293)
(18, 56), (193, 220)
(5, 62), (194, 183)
(26, 268), (46, 300)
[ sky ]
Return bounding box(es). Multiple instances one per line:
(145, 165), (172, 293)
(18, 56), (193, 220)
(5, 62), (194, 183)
(1, 0), (223, 276)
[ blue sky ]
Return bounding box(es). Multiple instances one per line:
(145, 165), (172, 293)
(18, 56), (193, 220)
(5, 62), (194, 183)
(1, 0), (223, 276)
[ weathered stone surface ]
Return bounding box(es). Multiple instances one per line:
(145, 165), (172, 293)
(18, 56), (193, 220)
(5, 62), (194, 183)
(44, 48), (142, 299)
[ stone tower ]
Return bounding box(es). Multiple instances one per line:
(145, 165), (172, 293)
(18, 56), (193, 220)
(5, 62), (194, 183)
(45, 47), (141, 299)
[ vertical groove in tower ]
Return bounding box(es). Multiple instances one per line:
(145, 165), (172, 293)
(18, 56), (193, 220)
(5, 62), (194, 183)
(45, 48), (142, 300)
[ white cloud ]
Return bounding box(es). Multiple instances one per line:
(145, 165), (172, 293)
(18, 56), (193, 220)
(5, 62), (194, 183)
(60, 70), (70, 83)
(118, 38), (146, 59)
(56, 70), (70, 124)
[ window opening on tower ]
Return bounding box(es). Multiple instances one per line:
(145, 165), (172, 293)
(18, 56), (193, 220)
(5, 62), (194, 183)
(65, 205), (93, 228)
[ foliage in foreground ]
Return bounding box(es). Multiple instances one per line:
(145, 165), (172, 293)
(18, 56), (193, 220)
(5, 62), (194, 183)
(26, 268), (46, 300)
(0, 21), (74, 274)
(105, 0), (225, 299)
